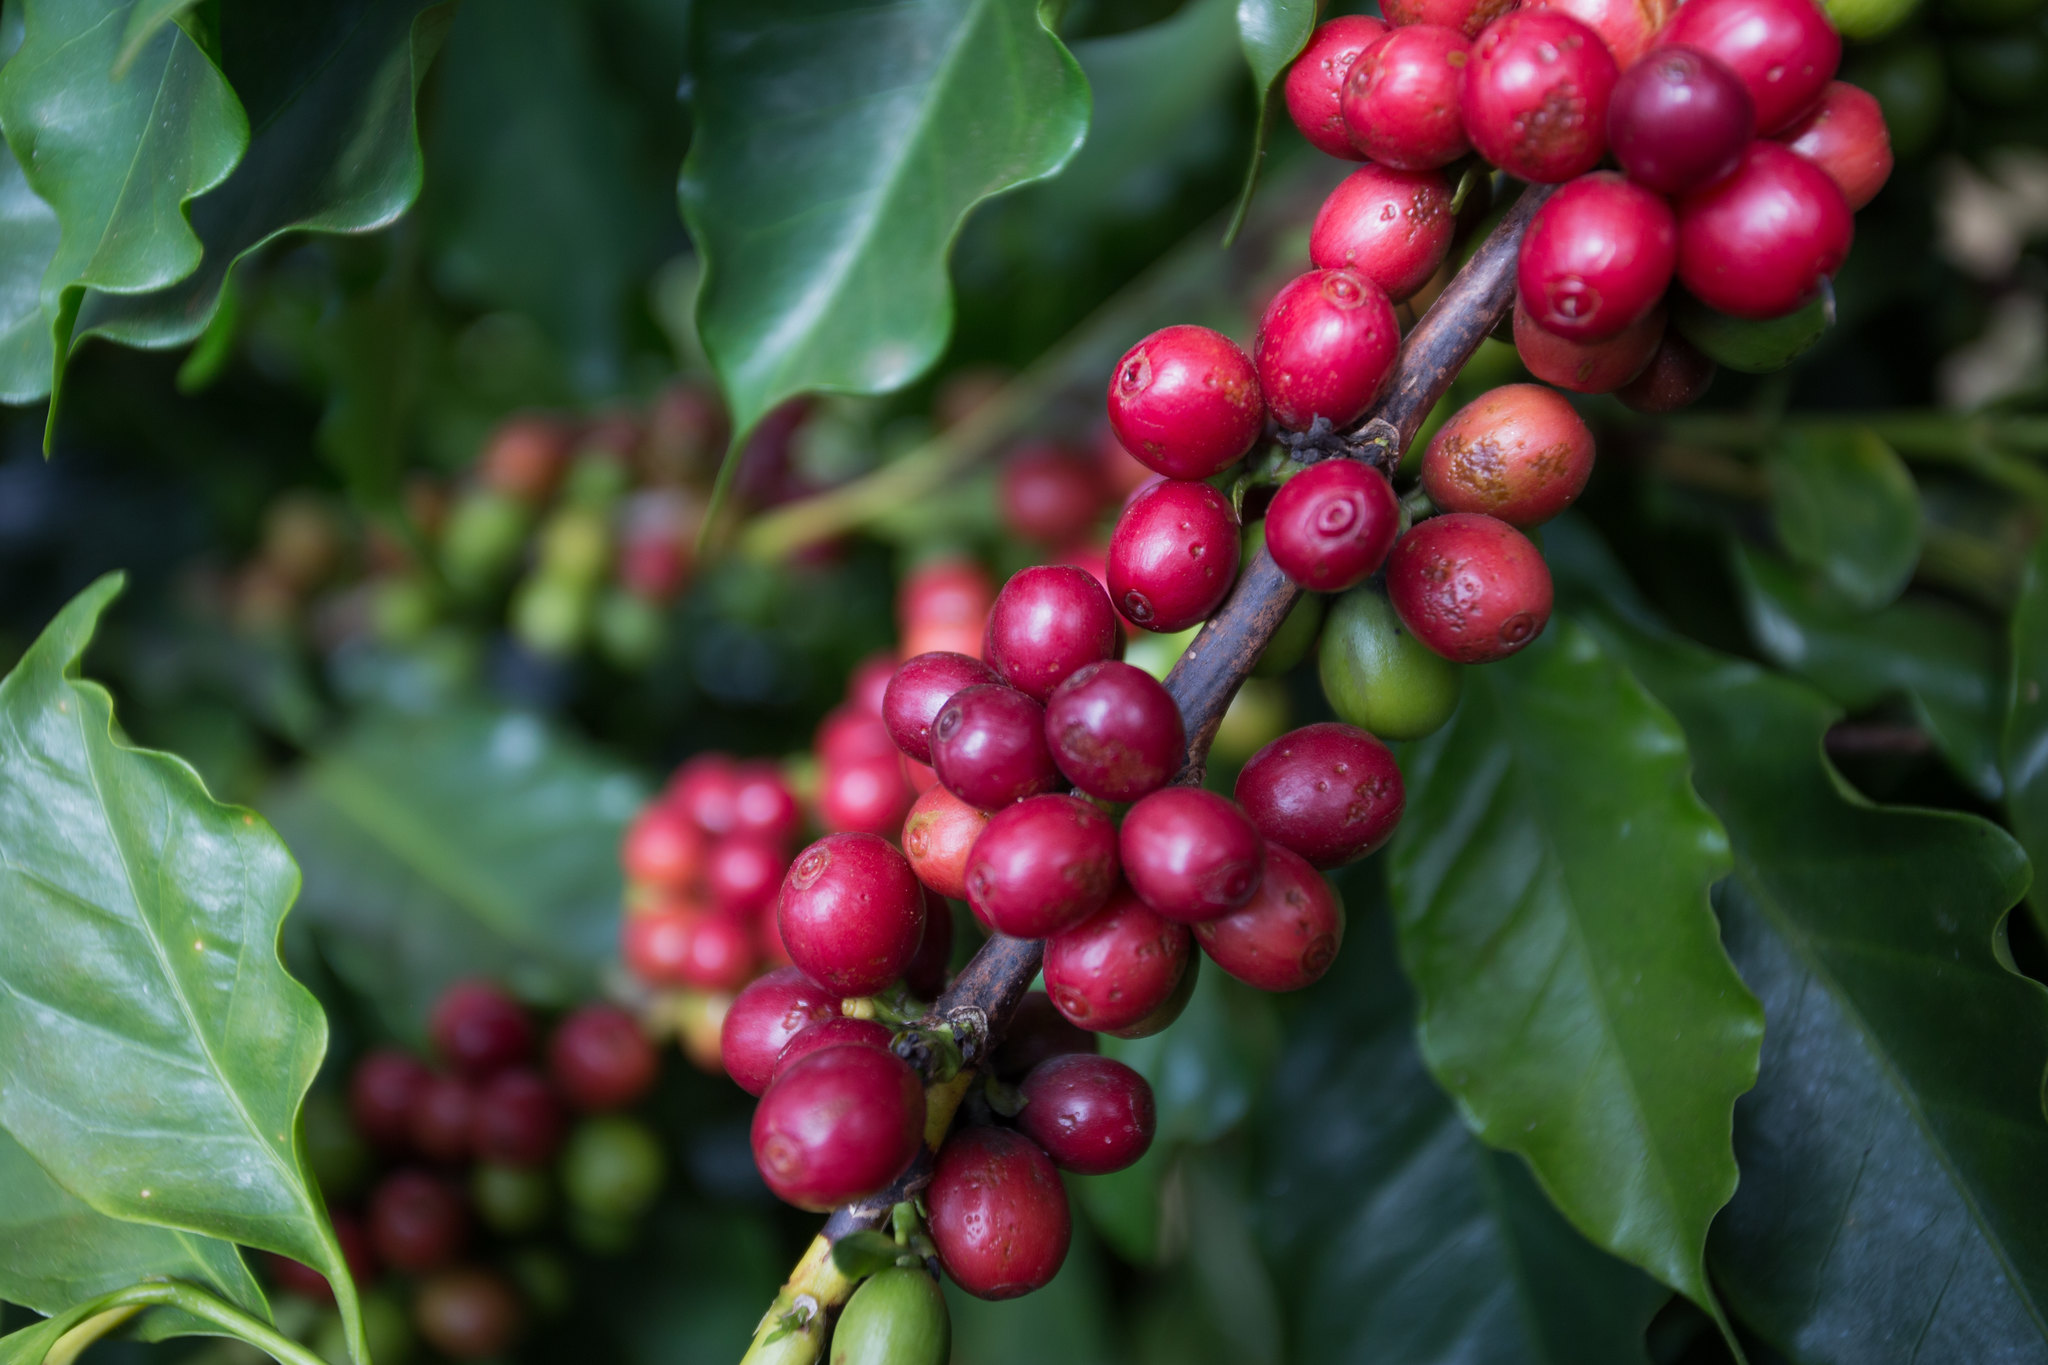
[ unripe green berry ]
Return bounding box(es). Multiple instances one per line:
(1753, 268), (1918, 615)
(1318, 584), (1463, 740)
(511, 574), (592, 656)
(539, 506), (613, 585)
(831, 1267), (950, 1365)
(561, 1115), (665, 1220)
(440, 490), (530, 595)
(595, 589), (664, 670)
(471, 1162), (553, 1235)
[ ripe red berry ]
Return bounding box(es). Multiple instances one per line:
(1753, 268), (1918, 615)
(1677, 141), (1853, 320)
(409, 1073), (476, 1162)
(1658, 0), (1839, 135)
(1284, 15), (1390, 158)
(1254, 269), (1400, 431)
(1120, 788), (1266, 923)
(623, 905), (757, 991)
(1528, 0), (1674, 67)
(770, 1016), (897, 1085)
(817, 703), (898, 767)
(668, 754), (741, 836)
(708, 833), (788, 918)
(964, 794), (1121, 939)
(899, 557), (995, 660)
(928, 1127), (1072, 1300)
(984, 566), (1120, 702)
(1617, 330), (1717, 412)
(1263, 460), (1401, 593)
(1235, 722), (1406, 868)
(1000, 443), (1107, 544)
(778, 833), (928, 996)
(430, 981), (533, 1078)
(1517, 173), (1676, 342)
(369, 1170), (468, 1272)
(750, 1045), (926, 1211)
(1387, 513), (1554, 663)
(1016, 1054), (1157, 1175)
(1105, 325), (1267, 480)
(902, 784), (989, 900)
(1340, 26), (1474, 169)
(1043, 888), (1192, 1033)
(471, 1068), (564, 1167)
(905, 889), (954, 997)
(548, 1005), (658, 1112)
(620, 804), (706, 893)
(731, 761), (803, 847)
(351, 1048), (432, 1148)
(1421, 383), (1596, 526)
(1513, 294), (1666, 394)
(885, 653), (1002, 765)
(1461, 11), (1619, 183)
(992, 991), (1101, 1079)
(414, 1267), (524, 1361)
(1043, 660), (1185, 801)
(1385, 0), (1519, 37)
(1607, 46), (1756, 195)
(1309, 164), (1457, 303)
(1194, 844), (1347, 991)
(930, 684), (1063, 811)
(1106, 479), (1242, 633)
(721, 967), (842, 1097)
(818, 752), (917, 838)
(1779, 80), (1891, 211)
(848, 652), (898, 717)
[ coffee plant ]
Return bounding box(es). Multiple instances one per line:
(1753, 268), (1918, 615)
(1, 0), (2046, 1363)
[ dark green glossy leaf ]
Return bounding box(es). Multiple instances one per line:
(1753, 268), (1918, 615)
(2005, 530), (2048, 934)
(946, 1224), (1119, 1365)
(1260, 876), (1667, 1364)
(0, 118), (58, 403)
(1767, 427), (1922, 610)
(114, 0), (202, 77)
(1225, 0), (1314, 241)
(1734, 542), (2004, 798)
(1388, 620), (1761, 1321)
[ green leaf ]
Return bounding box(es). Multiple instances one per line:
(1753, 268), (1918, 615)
(680, 0), (1090, 515)
(1766, 426), (1922, 610)
(1224, 0), (1314, 243)
(1387, 619), (1762, 1324)
(2006, 531), (2048, 935)
(829, 1229), (907, 1281)
(1259, 873), (1667, 1364)
(1733, 542), (2005, 798)
(113, 0), (202, 77)
(0, 576), (361, 1355)
(0, 120), (59, 404)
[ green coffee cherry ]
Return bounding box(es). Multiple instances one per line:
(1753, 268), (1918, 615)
(1243, 523), (1326, 677)
(830, 1268), (950, 1365)
(1319, 584), (1463, 741)
(538, 506), (613, 585)
(564, 453), (632, 508)
(370, 575), (439, 644)
(561, 1115), (665, 1220)
(313, 1290), (413, 1365)
(1672, 286), (1832, 375)
(595, 589), (665, 670)
(1825, 0), (1919, 40)
(471, 1162), (553, 1235)
(511, 573), (593, 656)
(440, 489), (530, 595)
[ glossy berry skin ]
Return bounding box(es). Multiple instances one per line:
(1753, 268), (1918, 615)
(1235, 722), (1406, 868)
(1340, 26), (1474, 169)
(1120, 788), (1266, 923)
(471, 1069), (564, 1167)
(352, 1049), (432, 1148)
(930, 684), (1063, 811)
(1107, 480), (1241, 633)
(1016, 1054), (1157, 1175)
(731, 761), (803, 846)
(369, 1170), (468, 1272)
(992, 991), (1100, 1079)
(1658, 0), (1840, 134)
(1421, 383), (1596, 526)
(964, 795), (1121, 939)
(1043, 660), (1184, 801)
(750, 1045), (926, 1211)
(1284, 15), (1390, 158)
(770, 1016), (897, 1085)
(884, 652), (1001, 765)
(1517, 173), (1676, 342)
(1530, 0), (1675, 67)
(1617, 330), (1718, 412)
(1309, 164), (1456, 303)
(409, 1074), (476, 1163)
(1264, 460), (1401, 593)
(1607, 46), (1757, 194)
(1106, 325), (1266, 480)
(1677, 142), (1853, 319)
(430, 982), (534, 1078)
(1387, 513), (1554, 663)
(414, 1268), (523, 1361)
(902, 784), (988, 900)
(984, 566), (1121, 702)
(720, 967), (841, 1097)
(708, 833), (787, 918)
(1256, 269), (1400, 433)
(1000, 442), (1106, 544)
(1386, 0), (1519, 38)
(1043, 889), (1192, 1033)
(777, 833), (927, 997)
(927, 1127), (1072, 1300)
(1194, 844), (1347, 992)
(904, 890), (954, 998)
(1780, 81), (1892, 210)
(817, 754), (916, 838)
(1461, 11), (1619, 184)
(1514, 294), (1666, 394)
(620, 803), (706, 892)
(548, 1005), (657, 1112)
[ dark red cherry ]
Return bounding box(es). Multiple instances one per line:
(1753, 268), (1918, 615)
(1263, 459), (1401, 593)
(1016, 1054), (1157, 1175)
(1106, 479), (1242, 634)
(1194, 844), (1347, 992)
(1516, 172), (1676, 342)
(883, 652), (1001, 765)
(1043, 660), (1185, 802)
(1043, 888), (1193, 1034)
(1106, 325), (1267, 480)
(927, 1127), (1072, 1300)
(1676, 141), (1852, 320)
(1608, 45), (1756, 194)
(963, 794), (1121, 939)
(750, 1045), (926, 1211)
(720, 967), (841, 1098)
(1658, 0), (1840, 134)
(929, 684), (1064, 811)
(1234, 722), (1406, 868)
(548, 1005), (658, 1112)
(776, 833), (927, 997)
(1254, 269), (1400, 431)
(430, 981), (534, 1079)
(1119, 788), (1266, 923)
(983, 566), (1120, 702)
(1385, 513), (1554, 664)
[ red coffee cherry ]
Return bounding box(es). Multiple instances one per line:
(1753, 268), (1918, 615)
(1106, 479), (1241, 633)
(1309, 164), (1456, 303)
(1658, 0), (1839, 135)
(1528, 0), (1675, 67)
(548, 1004), (657, 1112)
(848, 652), (898, 717)
(1043, 660), (1184, 802)
(409, 1073), (476, 1162)
(1513, 294), (1666, 394)
(721, 967), (841, 1097)
(414, 1267), (524, 1360)
(623, 905), (756, 991)
(1234, 722), (1406, 868)
(777, 833), (928, 996)
(817, 754), (916, 838)
(1106, 325), (1267, 480)
(471, 1068), (564, 1167)
(1106, 950), (1200, 1039)
(708, 833), (788, 919)
(1284, 15), (1390, 158)
(905, 888), (955, 997)
(930, 684), (1063, 811)
(1340, 26), (1474, 169)
(928, 1127), (1072, 1300)
(479, 416), (573, 503)
(369, 1170), (468, 1272)
(1263, 460), (1401, 593)
(1421, 382), (1597, 526)
(668, 754), (741, 836)
(992, 991), (1100, 1079)
(1120, 788), (1266, 923)
(1779, 80), (1891, 211)
(1016, 1054), (1157, 1175)
(1254, 269), (1400, 431)
(899, 557), (995, 652)
(1607, 46), (1756, 195)
(884, 652), (1001, 765)
(1677, 142), (1853, 320)
(770, 1016), (897, 1085)
(984, 566), (1121, 702)
(750, 1045), (926, 1211)
(1000, 443), (1107, 544)
(351, 1048), (432, 1148)
(1194, 844), (1347, 992)
(1461, 11), (1619, 183)
(965, 795), (1121, 938)
(1517, 173), (1676, 342)
(816, 703), (898, 767)
(1385, 0), (1519, 38)
(731, 761), (803, 846)
(902, 784), (989, 900)
(430, 981), (533, 1078)
(1386, 513), (1555, 663)
(1616, 330), (1717, 413)
(1043, 888), (1192, 1033)
(620, 803), (706, 893)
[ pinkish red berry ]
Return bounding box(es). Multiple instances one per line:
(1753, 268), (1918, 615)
(1386, 513), (1554, 663)
(750, 1045), (925, 1211)
(1421, 382), (1597, 526)
(901, 784), (989, 900)
(620, 803), (706, 893)
(548, 1005), (657, 1112)
(777, 833), (928, 996)
(930, 684), (1064, 811)
(1284, 15), (1390, 158)
(1043, 660), (1185, 801)
(1385, 0), (1520, 37)
(817, 754), (916, 838)
(1016, 1054), (1156, 1175)
(816, 703), (898, 767)
(668, 754), (740, 836)
(1779, 80), (1891, 211)
(1106, 325), (1267, 480)
(928, 1127), (1071, 1300)
(721, 967), (841, 1097)
(984, 566), (1121, 702)
(1461, 10), (1619, 183)
(1043, 889), (1192, 1034)
(1263, 460), (1401, 593)
(730, 761), (803, 846)
(1677, 141), (1853, 320)
(1000, 443), (1109, 544)
(408, 1074), (475, 1162)
(1309, 164), (1457, 303)
(1119, 788), (1266, 923)
(1255, 270), (1401, 432)
(1107, 479), (1241, 633)
(770, 1016), (897, 1085)
(707, 833), (787, 919)
(964, 795), (1121, 939)
(1517, 173), (1676, 342)
(1528, 0), (1674, 67)
(884, 652), (1001, 765)
(1608, 46), (1756, 195)
(1657, 0), (1839, 134)
(1234, 722), (1405, 868)
(1513, 294), (1666, 394)
(1340, 26), (1474, 169)
(1193, 844), (1347, 991)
